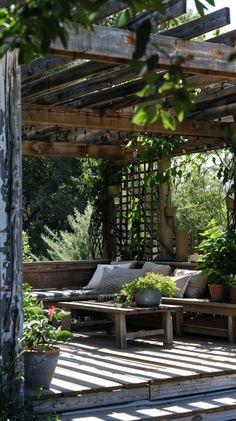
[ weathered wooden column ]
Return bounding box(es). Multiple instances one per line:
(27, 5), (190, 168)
(0, 51), (23, 404)
(158, 157), (174, 260)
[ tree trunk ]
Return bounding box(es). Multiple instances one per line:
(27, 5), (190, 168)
(0, 51), (23, 404)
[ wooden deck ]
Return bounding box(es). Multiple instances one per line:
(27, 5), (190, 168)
(28, 331), (236, 417)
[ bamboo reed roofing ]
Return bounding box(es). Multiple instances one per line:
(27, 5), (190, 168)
(21, 0), (236, 160)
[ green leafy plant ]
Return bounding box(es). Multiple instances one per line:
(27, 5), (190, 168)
(225, 275), (236, 289)
(197, 220), (236, 284)
(115, 272), (176, 306)
(23, 284), (73, 351)
(42, 206), (93, 261)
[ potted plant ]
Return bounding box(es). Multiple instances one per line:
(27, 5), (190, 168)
(197, 220), (236, 301)
(225, 276), (236, 302)
(23, 284), (73, 389)
(114, 273), (176, 307)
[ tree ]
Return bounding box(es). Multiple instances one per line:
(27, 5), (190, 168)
(23, 156), (87, 257)
(171, 152), (227, 242)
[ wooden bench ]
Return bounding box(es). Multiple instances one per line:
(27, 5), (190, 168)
(162, 297), (236, 343)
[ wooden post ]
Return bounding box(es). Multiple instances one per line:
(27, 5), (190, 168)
(158, 158), (174, 260)
(0, 51), (23, 404)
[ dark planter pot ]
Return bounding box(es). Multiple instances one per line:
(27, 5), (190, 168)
(208, 284), (224, 302)
(24, 347), (60, 389)
(135, 288), (161, 307)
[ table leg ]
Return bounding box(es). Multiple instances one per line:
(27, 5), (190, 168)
(114, 313), (127, 349)
(162, 311), (173, 346)
(228, 316), (236, 343)
(175, 308), (183, 336)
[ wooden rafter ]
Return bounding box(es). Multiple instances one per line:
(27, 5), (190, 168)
(22, 140), (135, 160)
(22, 103), (233, 139)
(49, 25), (236, 77)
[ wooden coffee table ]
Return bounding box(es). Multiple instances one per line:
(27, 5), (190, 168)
(58, 300), (183, 349)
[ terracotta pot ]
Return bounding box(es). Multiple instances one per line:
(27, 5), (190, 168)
(24, 346), (60, 389)
(208, 284), (224, 302)
(230, 288), (236, 303)
(165, 206), (177, 217)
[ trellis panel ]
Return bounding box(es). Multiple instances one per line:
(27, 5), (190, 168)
(115, 161), (161, 260)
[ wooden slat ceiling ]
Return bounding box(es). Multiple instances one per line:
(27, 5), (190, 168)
(21, 0), (236, 159)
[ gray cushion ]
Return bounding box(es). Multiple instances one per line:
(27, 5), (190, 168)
(170, 275), (190, 298)
(142, 262), (172, 276)
(84, 262), (134, 290)
(30, 289), (101, 301)
(93, 267), (143, 295)
(172, 269), (208, 298)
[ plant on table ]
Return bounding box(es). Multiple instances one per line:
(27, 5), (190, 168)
(197, 220), (236, 285)
(114, 272), (176, 306)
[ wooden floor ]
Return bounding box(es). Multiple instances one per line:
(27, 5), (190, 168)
(29, 331), (236, 417)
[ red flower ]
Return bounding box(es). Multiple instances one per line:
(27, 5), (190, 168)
(48, 305), (56, 321)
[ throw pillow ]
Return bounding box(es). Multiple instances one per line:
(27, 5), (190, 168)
(170, 275), (190, 298)
(84, 262), (134, 290)
(172, 269), (208, 298)
(93, 267), (143, 295)
(142, 262), (172, 276)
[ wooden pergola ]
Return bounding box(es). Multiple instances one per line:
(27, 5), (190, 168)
(1, 0), (236, 405)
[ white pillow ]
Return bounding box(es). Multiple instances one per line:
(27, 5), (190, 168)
(84, 262), (134, 289)
(172, 269), (208, 298)
(170, 275), (190, 298)
(142, 262), (172, 276)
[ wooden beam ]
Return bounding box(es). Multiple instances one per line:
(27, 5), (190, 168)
(173, 136), (232, 156)
(160, 8), (230, 39)
(193, 102), (236, 120)
(22, 140), (135, 160)
(49, 25), (236, 77)
(22, 103), (233, 138)
(21, 0), (186, 83)
(208, 30), (236, 46)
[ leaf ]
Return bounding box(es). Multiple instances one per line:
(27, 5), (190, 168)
(160, 110), (176, 131)
(56, 330), (73, 341)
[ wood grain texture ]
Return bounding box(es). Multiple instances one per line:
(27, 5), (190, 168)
(22, 103), (233, 138)
(0, 51), (23, 403)
(50, 25), (236, 77)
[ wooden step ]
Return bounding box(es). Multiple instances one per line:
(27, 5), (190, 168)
(58, 388), (236, 420)
(32, 370), (236, 414)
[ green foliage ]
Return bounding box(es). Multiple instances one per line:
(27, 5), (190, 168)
(23, 156), (87, 257)
(197, 220), (236, 284)
(225, 275), (236, 289)
(23, 284), (73, 351)
(171, 152), (227, 232)
(115, 272), (176, 306)
(42, 206), (93, 261)
(22, 230), (34, 262)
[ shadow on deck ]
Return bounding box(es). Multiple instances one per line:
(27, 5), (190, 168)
(27, 331), (236, 417)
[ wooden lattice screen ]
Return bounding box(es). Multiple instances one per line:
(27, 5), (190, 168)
(115, 161), (161, 260)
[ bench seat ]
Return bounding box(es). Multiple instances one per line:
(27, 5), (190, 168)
(162, 297), (236, 343)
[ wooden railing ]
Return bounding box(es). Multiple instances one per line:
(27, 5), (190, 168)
(23, 259), (110, 289)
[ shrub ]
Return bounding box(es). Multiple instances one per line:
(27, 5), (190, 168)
(115, 272), (176, 306)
